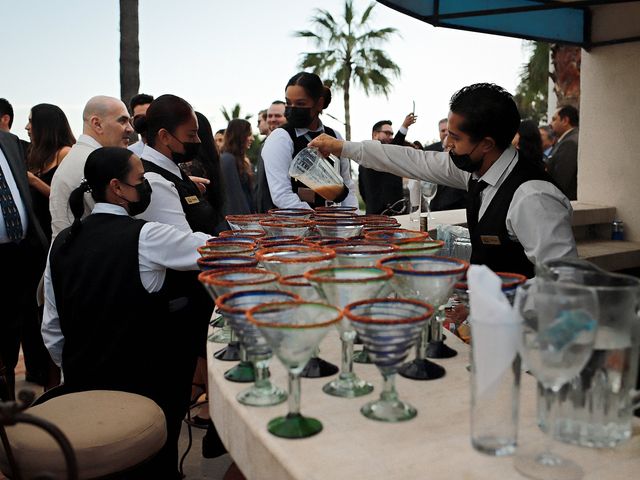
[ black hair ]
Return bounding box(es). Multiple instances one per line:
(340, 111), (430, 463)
(129, 93), (154, 113)
(27, 104), (76, 173)
(271, 100), (285, 106)
(67, 147), (134, 243)
(449, 83), (520, 150)
(0, 98), (14, 128)
(192, 112), (225, 225)
(516, 120), (544, 169)
(142, 94), (194, 148)
(557, 105), (579, 127)
(372, 120), (392, 133)
(286, 72), (332, 109)
(222, 119), (254, 187)
(215, 129), (226, 136)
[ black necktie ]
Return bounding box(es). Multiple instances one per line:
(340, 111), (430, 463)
(0, 163), (24, 242)
(467, 178), (488, 231)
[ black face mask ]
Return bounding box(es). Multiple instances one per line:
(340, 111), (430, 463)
(168, 132), (201, 163)
(122, 179), (153, 216)
(285, 106), (313, 128)
(449, 141), (483, 173)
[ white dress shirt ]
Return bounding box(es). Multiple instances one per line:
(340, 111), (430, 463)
(341, 141), (577, 265)
(261, 122), (358, 209)
(41, 202), (210, 367)
(49, 134), (102, 240)
(128, 140), (146, 157)
(136, 145), (193, 232)
(0, 147), (28, 242)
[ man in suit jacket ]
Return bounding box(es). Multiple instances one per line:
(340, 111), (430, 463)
(548, 105), (579, 200)
(49, 96), (133, 240)
(359, 115), (416, 214)
(425, 118), (468, 211)
(0, 130), (47, 398)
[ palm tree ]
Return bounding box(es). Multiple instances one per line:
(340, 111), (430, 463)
(551, 45), (581, 109)
(220, 104), (253, 122)
(295, 0), (400, 140)
(119, 0), (139, 110)
(515, 41), (550, 123)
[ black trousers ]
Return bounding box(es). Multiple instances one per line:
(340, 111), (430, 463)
(0, 240), (45, 399)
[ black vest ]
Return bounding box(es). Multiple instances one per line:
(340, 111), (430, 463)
(142, 159), (218, 235)
(255, 125), (346, 211)
(50, 214), (170, 399)
(468, 159), (554, 278)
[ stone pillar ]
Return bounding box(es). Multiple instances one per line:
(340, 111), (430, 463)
(579, 41), (640, 240)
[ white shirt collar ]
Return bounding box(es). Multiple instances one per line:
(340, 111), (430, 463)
(477, 145), (518, 187)
(294, 119), (325, 138)
(77, 134), (103, 149)
(557, 127), (575, 143)
(91, 203), (129, 216)
(141, 145), (183, 177)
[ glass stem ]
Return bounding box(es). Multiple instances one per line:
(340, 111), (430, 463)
(287, 372), (301, 417)
(253, 358), (270, 391)
(416, 325), (428, 359)
(312, 346), (320, 359)
(430, 309), (443, 342)
(239, 343), (247, 362)
(541, 386), (559, 459)
(339, 338), (354, 378)
(230, 328), (237, 343)
(380, 372), (399, 403)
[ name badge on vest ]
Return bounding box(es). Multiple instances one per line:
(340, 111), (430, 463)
(185, 195), (200, 205)
(480, 235), (501, 245)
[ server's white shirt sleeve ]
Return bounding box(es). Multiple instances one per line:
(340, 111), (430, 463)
(261, 129), (311, 209)
(341, 140), (470, 188)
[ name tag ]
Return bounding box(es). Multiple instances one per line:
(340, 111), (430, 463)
(185, 195), (200, 205)
(480, 235), (501, 245)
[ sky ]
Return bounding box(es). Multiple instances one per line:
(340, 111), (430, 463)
(1, 0), (530, 145)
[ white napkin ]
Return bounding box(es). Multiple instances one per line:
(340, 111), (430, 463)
(468, 265), (520, 397)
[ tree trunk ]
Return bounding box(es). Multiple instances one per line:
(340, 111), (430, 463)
(119, 0), (140, 111)
(343, 79), (351, 141)
(550, 45), (581, 109)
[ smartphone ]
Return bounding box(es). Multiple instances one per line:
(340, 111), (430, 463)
(412, 100), (415, 115)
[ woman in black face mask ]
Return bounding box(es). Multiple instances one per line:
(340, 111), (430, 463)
(133, 96), (227, 462)
(135, 94), (220, 235)
(42, 147), (212, 474)
(259, 71), (359, 210)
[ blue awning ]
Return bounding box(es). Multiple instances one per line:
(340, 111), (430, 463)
(377, 1), (640, 49)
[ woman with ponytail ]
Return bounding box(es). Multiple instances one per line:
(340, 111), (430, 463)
(260, 71), (358, 210)
(41, 147), (211, 475)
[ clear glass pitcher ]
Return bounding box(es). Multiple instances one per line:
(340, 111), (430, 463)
(288, 147), (347, 202)
(536, 258), (640, 447)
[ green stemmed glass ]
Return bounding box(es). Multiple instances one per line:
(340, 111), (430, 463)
(345, 298), (434, 421)
(378, 255), (468, 380)
(247, 301), (341, 439)
(277, 275), (339, 378)
(199, 267), (280, 382)
(305, 266), (393, 398)
(216, 289), (299, 406)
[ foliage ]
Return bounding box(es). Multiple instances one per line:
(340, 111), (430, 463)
(514, 41), (550, 124)
(220, 104), (253, 122)
(294, 0), (400, 140)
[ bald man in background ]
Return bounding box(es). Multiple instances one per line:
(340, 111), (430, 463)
(49, 96), (133, 239)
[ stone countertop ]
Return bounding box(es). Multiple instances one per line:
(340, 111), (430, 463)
(207, 328), (640, 480)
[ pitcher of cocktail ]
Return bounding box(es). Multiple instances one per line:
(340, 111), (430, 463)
(288, 147), (349, 204)
(537, 258), (640, 448)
